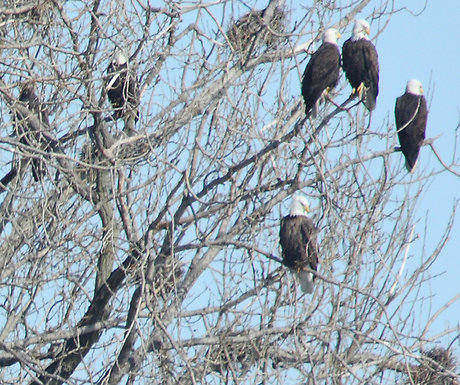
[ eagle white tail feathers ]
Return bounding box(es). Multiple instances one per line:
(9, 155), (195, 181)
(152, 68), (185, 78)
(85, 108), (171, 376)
(364, 91), (376, 111)
(310, 100), (319, 118)
(296, 270), (314, 294)
(405, 158), (417, 173)
(311, 88), (328, 118)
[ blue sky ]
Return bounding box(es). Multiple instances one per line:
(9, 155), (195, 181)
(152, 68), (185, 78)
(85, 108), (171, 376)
(212, 0), (459, 345)
(375, 0), (459, 340)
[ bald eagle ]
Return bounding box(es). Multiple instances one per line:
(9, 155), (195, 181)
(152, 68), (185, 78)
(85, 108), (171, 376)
(279, 194), (319, 294)
(15, 83), (50, 181)
(395, 79), (428, 172)
(301, 28), (341, 117)
(106, 52), (140, 122)
(342, 19), (379, 111)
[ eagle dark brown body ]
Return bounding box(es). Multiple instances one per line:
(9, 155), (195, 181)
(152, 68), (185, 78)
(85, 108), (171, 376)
(107, 61), (140, 122)
(301, 42), (340, 117)
(279, 215), (318, 272)
(279, 209), (319, 294)
(395, 90), (427, 172)
(15, 84), (50, 181)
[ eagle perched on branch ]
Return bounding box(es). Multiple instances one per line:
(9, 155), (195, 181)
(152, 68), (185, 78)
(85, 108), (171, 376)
(301, 28), (341, 117)
(395, 79), (428, 172)
(14, 83), (50, 181)
(279, 194), (319, 294)
(106, 51), (140, 123)
(342, 19), (379, 111)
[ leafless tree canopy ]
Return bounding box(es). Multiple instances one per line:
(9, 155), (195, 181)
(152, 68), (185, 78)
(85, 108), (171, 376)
(0, 0), (458, 384)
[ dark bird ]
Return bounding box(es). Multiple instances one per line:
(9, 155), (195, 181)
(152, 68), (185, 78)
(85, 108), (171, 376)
(301, 28), (341, 117)
(342, 19), (379, 111)
(395, 79), (428, 172)
(15, 83), (50, 181)
(279, 194), (319, 294)
(106, 52), (140, 123)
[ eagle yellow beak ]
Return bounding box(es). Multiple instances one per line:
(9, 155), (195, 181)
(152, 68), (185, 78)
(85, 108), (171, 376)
(304, 204), (310, 213)
(336, 31), (341, 39)
(365, 26), (370, 35)
(420, 86), (424, 94)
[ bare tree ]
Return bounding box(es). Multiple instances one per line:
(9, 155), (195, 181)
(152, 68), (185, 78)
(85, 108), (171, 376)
(0, 0), (457, 384)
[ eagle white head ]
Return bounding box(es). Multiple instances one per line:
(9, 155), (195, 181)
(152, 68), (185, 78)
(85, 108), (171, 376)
(113, 51), (128, 66)
(289, 193), (310, 217)
(323, 28), (341, 45)
(352, 19), (371, 41)
(406, 79), (424, 95)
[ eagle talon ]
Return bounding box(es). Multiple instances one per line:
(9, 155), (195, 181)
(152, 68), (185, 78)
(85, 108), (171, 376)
(357, 82), (366, 99)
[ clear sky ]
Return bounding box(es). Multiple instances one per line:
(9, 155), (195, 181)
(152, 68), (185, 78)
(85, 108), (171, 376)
(375, 0), (459, 341)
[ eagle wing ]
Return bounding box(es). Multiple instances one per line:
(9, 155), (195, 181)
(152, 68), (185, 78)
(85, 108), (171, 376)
(299, 217), (319, 272)
(362, 42), (379, 91)
(395, 95), (418, 130)
(341, 38), (355, 85)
